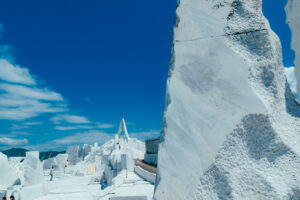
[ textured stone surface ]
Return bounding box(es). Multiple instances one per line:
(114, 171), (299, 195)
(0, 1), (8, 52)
(154, 0), (300, 199)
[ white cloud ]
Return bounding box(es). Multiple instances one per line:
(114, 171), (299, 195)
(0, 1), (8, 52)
(0, 99), (67, 120)
(54, 125), (94, 130)
(0, 95), (39, 107)
(96, 123), (115, 129)
(10, 131), (31, 136)
(51, 114), (91, 124)
(0, 29), (102, 153)
(0, 59), (36, 85)
(129, 130), (160, 141)
(23, 143), (63, 151)
(0, 137), (28, 146)
(0, 83), (63, 101)
(0, 58), (66, 120)
(54, 126), (77, 131)
(53, 130), (112, 145)
(54, 122), (115, 131)
(10, 123), (29, 130)
(23, 121), (42, 125)
(0, 134), (13, 138)
(284, 66), (298, 95)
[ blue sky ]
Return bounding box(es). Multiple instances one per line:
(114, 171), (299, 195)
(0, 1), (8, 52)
(0, 0), (296, 151)
(263, 0), (295, 67)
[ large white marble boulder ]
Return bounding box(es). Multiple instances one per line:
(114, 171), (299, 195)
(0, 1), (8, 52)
(127, 138), (145, 160)
(8, 157), (24, 168)
(95, 155), (102, 172)
(154, 0), (300, 199)
(82, 144), (92, 159)
(8, 157), (25, 185)
(55, 153), (68, 171)
(110, 150), (122, 173)
(43, 157), (55, 170)
(23, 151), (43, 186)
(104, 166), (117, 186)
(67, 146), (80, 165)
(121, 153), (134, 172)
(0, 152), (18, 189)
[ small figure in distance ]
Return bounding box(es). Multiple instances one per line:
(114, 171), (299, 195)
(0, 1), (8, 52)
(50, 166), (54, 181)
(9, 196), (14, 200)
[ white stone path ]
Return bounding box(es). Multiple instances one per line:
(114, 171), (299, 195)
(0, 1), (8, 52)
(36, 171), (154, 200)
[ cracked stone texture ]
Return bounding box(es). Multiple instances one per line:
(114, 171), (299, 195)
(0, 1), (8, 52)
(154, 0), (300, 199)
